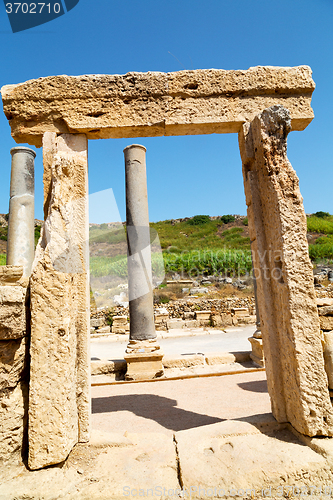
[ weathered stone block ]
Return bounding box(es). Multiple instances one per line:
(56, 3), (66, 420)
(112, 315), (127, 325)
(175, 421), (327, 497)
(248, 337), (265, 367)
(0, 337), (28, 391)
(111, 325), (127, 334)
(318, 305), (333, 316)
(184, 320), (199, 328)
(211, 314), (223, 327)
(96, 326), (111, 334)
(1, 66), (314, 147)
(183, 311), (195, 320)
(163, 354), (205, 369)
(0, 285), (27, 340)
(195, 311), (211, 321)
(323, 331), (333, 389)
(231, 307), (249, 317)
(124, 352), (164, 381)
(167, 319), (184, 329)
(28, 133), (90, 470)
(220, 313), (232, 326)
(90, 317), (104, 328)
(239, 105), (333, 436)
(0, 265), (24, 285)
(320, 316), (333, 331)
(154, 313), (169, 324)
(0, 381), (28, 461)
(205, 352), (250, 365)
(317, 298), (333, 306)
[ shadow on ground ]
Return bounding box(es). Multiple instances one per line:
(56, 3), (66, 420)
(92, 394), (224, 432)
(237, 379), (268, 393)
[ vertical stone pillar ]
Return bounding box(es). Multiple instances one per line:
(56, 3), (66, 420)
(7, 147), (36, 277)
(28, 133), (90, 469)
(239, 105), (333, 437)
(123, 144), (163, 381)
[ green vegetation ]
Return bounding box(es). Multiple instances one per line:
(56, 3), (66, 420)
(307, 213), (333, 262)
(186, 215), (211, 225)
(313, 211), (330, 219)
(34, 225), (41, 248)
(307, 216), (333, 234)
(89, 224), (126, 245)
(0, 226), (8, 241)
(90, 252), (165, 278)
(5, 211), (333, 274)
(163, 248), (252, 276)
(150, 219), (250, 253)
(220, 214), (236, 224)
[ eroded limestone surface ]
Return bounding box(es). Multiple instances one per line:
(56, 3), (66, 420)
(1, 66), (314, 146)
(239, 105), (333, 436)
(28, 133), (90, 470)
(0, 266), (29, 462)
(0, 266), (28, 340)
(175, 421), (329, 498)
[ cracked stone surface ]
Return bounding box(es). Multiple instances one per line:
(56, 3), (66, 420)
(1, 66), (314, 146)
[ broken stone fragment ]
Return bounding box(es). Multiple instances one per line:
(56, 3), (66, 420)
(0, 285), (28, 340)
(318, 305), (333, 316)
(0, 381), (28, 461)
(0, 337), (28, 391)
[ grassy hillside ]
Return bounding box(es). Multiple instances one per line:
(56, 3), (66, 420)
(1, 213), (333, 275)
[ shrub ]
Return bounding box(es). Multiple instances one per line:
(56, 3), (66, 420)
(313, 211), (330, 219)
(187, 215), (211, 225)
(242, 217), (248, 226)
(220, 214), (235, 224)
(34, 225), (41, 247)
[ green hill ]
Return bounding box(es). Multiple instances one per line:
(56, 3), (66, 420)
(1, 212), (333, 275)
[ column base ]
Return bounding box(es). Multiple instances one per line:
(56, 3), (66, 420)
(248, 336), (265, 367)
(124, 339), (164, 381)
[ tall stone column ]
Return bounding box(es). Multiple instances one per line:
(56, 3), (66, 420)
(239, 105), (333, 437)
(123, 144), (163, 380)
(28, 133), (90, 469)
(7, 147), (36, 277)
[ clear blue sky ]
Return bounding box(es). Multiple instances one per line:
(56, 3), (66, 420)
(0, 0), (332, 223)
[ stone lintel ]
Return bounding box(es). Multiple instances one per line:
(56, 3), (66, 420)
(1, 66), (315, 147)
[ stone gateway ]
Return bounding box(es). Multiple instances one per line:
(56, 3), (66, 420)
(1, 65), (330, 470)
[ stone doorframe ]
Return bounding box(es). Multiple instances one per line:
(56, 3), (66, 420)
(2, 65), (332, 470)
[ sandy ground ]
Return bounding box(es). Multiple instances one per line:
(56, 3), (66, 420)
(92, 370), (270, 436)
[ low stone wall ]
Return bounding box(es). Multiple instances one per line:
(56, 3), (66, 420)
(90, 297), (256, 335)
(0, 266), (29, 462)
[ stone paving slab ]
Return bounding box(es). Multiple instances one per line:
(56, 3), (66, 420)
(175, 420), (332, 499)
(2, 423), (333, 499)
(3, 372), (333, 499)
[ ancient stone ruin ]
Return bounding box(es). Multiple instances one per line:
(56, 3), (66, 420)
(1, 65), (330, 470)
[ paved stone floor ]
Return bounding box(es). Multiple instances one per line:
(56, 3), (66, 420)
(4, 371), (333, 499)
(92, 370), (271, 435)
